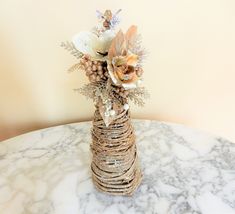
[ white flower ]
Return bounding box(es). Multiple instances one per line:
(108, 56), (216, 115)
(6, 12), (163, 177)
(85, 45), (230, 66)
(72, 30), (115, 60)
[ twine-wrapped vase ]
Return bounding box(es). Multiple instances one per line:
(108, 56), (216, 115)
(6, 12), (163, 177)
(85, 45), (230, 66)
(90, 107), (142, 196)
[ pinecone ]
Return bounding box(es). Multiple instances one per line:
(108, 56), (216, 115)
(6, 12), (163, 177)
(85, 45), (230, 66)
(80, 56), (108, 82)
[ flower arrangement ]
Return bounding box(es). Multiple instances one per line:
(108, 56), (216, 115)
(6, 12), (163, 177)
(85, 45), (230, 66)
(62, 9), (149, 196)
(62, 9), (149, 127)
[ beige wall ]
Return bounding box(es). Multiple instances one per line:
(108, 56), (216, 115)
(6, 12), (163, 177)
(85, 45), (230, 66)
(0, 0), (235, 141)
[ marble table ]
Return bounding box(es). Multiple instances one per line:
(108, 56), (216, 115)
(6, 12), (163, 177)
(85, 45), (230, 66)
(0, 120), (235, 214)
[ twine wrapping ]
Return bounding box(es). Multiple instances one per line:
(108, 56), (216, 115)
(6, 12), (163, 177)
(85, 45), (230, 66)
(90, 107), (142, 196)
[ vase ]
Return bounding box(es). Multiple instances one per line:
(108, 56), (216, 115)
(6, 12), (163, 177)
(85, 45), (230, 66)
(90, 106), (142, 196)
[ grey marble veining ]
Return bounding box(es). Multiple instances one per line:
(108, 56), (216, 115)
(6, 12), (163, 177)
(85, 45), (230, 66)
(0, 120), (235, 214)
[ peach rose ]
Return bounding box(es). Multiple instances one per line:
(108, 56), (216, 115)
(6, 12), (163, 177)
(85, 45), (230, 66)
(107, 25), (143, 89)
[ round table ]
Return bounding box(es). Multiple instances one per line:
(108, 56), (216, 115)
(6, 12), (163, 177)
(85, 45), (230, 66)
(0, 120), (235, 214)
